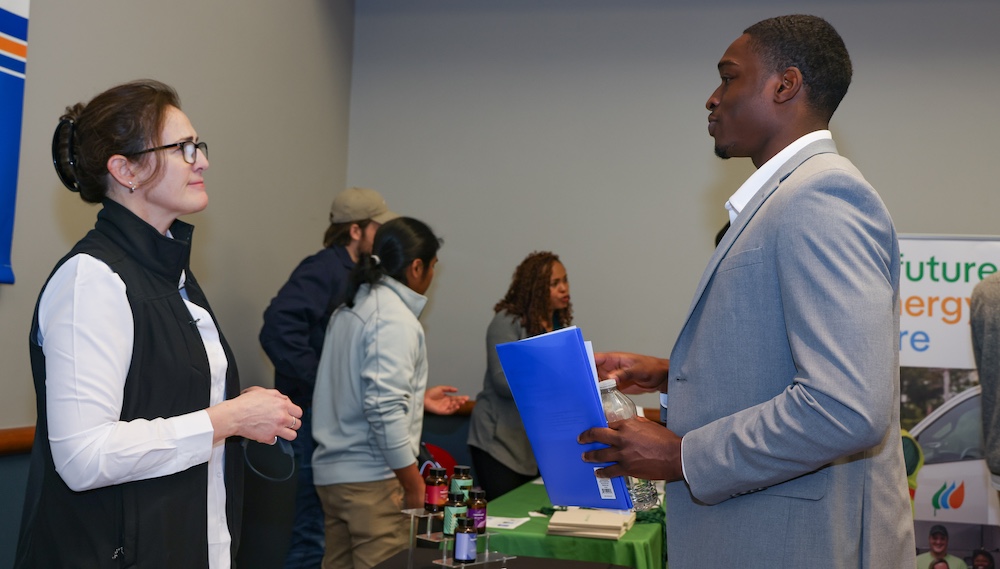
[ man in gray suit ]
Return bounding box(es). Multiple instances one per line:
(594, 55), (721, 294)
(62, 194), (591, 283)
(580, 15), (915, 566)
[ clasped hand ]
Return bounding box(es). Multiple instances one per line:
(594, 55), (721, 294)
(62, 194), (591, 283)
(207, 386), (303, 446)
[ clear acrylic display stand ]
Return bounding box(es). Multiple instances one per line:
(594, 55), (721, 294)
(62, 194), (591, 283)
(401, 508), (515, 568)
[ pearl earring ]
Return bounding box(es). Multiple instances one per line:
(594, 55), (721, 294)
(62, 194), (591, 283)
(129, 181), (136, 194)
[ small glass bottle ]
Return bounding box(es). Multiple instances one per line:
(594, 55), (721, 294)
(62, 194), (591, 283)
(598, 379), (660, 512)
(450, 465), (473, 500)
(453, 515), (478, 564)
(442, 491), (468, 536)
(466, 488), (488, 535)
(424, 466), (448, 513)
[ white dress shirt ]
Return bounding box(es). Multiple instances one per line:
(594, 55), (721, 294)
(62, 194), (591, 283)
(723, 130), (832, 223)
(37, 252), (231, 569)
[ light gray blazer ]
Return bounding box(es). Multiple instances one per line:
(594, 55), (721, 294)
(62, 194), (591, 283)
(467, 311), (538, 475)
(665, 140), (915, 566)
(971, 272), (1000, 481)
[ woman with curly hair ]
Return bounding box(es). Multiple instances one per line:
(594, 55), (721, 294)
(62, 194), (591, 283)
(467, 251), (572, 499)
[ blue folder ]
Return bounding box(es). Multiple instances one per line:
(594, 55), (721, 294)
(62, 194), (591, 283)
(496, 326), (633, 510)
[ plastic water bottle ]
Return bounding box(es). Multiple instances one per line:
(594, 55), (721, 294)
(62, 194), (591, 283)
(597, 379), (660, 511)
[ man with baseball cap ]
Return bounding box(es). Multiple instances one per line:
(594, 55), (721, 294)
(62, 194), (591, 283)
(916, 525), (969, 569)
(260, 187), (398, 567)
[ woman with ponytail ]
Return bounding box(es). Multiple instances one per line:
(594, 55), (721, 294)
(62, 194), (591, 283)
(311, 217), (443, 569)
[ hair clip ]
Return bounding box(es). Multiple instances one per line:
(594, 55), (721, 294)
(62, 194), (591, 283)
(51, 117), (81, 192)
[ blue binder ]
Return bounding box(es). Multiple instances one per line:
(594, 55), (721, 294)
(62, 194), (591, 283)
(496, 326), (633, 510)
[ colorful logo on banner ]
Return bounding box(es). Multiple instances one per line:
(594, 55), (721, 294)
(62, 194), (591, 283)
(899, 236), (1000, 369)
(931, 480), (965, 515)
(0, 0), (29, 284)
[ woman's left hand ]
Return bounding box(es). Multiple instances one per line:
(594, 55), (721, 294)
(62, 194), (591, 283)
(424, 385), (469, 415)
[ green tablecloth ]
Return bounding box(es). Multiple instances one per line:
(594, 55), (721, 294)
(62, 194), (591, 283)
(484, 481), (664, 569)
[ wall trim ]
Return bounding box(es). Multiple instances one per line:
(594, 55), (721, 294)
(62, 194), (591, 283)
(0, 426), (33, 456)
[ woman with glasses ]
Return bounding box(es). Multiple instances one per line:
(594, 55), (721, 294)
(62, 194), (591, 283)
(467, 251), (572, 500)
(14, 79), (302, 569)
(312, 217), (442, 569)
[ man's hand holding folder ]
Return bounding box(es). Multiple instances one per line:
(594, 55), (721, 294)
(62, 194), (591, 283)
(579, 351), (684, 483)
(578, 414), (684, 483)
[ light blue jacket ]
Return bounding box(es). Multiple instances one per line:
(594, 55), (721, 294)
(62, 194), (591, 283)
(311, 276), (428, 485)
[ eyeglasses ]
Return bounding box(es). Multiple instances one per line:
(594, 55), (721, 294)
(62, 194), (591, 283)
(129, 140), (208, 165)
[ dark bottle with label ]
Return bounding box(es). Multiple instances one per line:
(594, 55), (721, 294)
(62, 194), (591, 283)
(453, 515), (477, 564)
(466, 488), (488, 535)
(443, 491), (468, 536)
(450, 465), (473, 499)
(424, 467), (448, 513)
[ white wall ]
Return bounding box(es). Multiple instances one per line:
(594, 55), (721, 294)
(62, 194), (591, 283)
(0, 0), (355, 428)
(346, 0), (1000, 407)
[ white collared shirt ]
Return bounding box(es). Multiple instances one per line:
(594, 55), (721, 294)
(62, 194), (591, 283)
(724, 130), (832, 223)
(38, 253), (231, 569)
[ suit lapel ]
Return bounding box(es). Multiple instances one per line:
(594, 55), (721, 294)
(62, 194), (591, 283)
(675, 139), (840, 341)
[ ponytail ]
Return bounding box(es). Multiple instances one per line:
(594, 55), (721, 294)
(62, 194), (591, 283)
(344, 217), (442, 306)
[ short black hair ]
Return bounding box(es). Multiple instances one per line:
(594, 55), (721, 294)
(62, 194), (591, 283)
(744, 15), (852, 122)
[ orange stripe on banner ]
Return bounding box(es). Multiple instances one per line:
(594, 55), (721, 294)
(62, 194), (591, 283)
(0, 35), (28, 59)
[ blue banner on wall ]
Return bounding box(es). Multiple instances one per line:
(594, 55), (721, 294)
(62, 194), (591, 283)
(0, 2), (29, 284)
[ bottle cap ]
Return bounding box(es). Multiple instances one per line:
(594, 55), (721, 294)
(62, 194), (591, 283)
(458, 515), (475, 528)
(598, 379), (618, 390)
(429, 466), (446, 477)
(469, 488), (486, 500)
(453, 465), (470, 476)
(448, 492), (466, 502)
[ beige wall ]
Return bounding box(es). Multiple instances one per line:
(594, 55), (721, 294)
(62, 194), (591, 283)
(0, 0), (355, 428)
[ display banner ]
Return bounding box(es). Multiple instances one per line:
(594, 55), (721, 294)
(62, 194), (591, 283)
(899, 234), (1000, 369)
(900, 234), (1000, 554)
(0, 0), (29, 284)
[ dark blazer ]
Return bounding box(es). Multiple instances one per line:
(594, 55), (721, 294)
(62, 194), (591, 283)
(260, 245), (354, 408)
